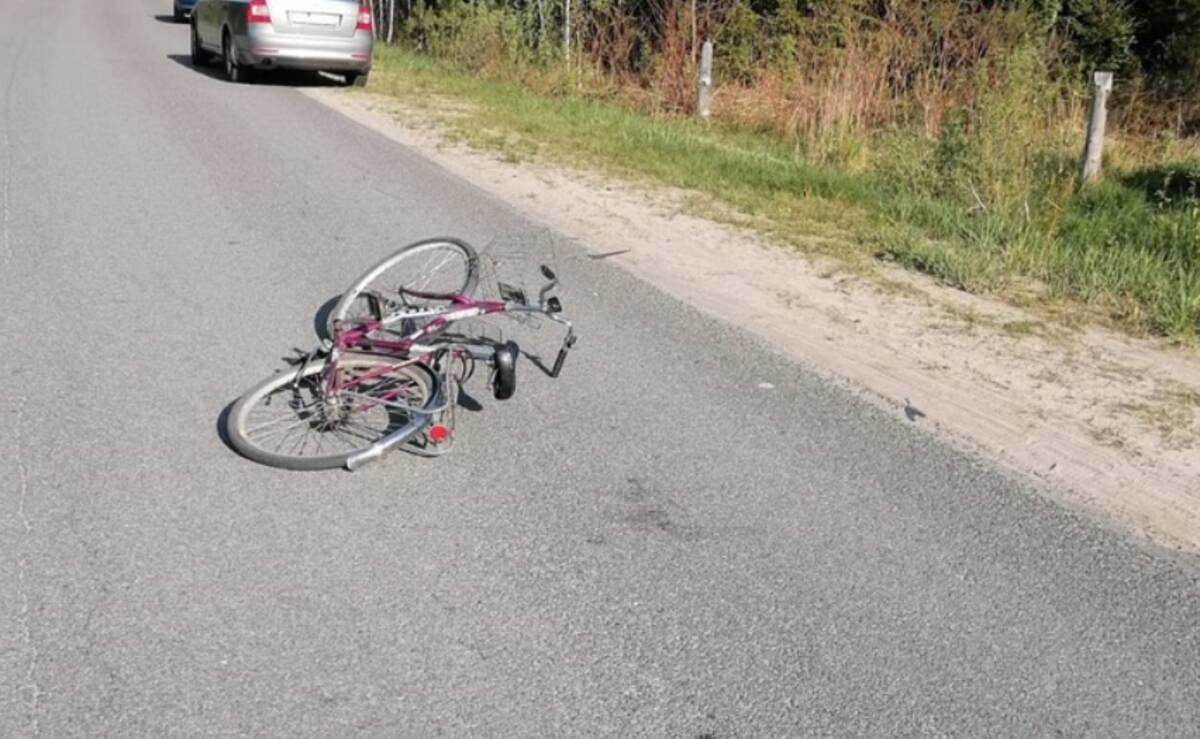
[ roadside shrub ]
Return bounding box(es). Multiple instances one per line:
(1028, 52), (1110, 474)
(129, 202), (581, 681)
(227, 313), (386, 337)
(714, 0), (760, 85)
(1059, 0), (1139, 76)
(404, 0), (528, 73)
(1134, 0), (1200, 97)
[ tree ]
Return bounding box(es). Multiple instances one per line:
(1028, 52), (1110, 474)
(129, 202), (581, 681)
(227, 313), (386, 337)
(1058, 0), (1138, 75)
(1132, 0), (1200, 96)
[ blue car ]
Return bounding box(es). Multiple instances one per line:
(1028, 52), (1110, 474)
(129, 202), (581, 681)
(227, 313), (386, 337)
(173, 0), (198, 22)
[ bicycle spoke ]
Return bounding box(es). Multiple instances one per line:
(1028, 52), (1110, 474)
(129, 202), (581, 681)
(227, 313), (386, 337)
(414, 250), (456, 292)
(313, 424), (326, 456)
(296, 426), (311, 458)
(243, 412), (310, 436)
(273, 417), (307, 454)
(339, 390), (421, 414)
(333, 420), (387, 443)
(248, 417), (312, 444)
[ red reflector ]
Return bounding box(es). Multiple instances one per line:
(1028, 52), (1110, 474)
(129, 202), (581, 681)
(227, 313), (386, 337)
(351, 53), (369, 60)
(254, 48), (278, 55)
(428, 425), (449, 444)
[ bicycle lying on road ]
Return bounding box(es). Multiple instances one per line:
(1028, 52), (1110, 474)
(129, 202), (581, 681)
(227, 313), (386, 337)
(225, 237), (577, 471)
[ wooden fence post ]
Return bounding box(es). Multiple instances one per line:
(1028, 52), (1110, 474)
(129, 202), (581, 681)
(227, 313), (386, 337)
(1081, 71), (1113, 185)
(697, 40), (713, 120)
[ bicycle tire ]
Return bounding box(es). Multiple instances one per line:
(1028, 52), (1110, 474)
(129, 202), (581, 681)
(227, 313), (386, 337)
(226, 353), (439, 471)
(330, 238), (481, 335)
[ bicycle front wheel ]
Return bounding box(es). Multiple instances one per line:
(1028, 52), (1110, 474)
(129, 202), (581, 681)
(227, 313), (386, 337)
(226, 354), (439, 471)
(331, 238), (480, 334)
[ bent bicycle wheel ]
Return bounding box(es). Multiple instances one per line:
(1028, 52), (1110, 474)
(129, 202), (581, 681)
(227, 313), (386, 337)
(331, 238), (480, 336)
(226, 354), (439, 471)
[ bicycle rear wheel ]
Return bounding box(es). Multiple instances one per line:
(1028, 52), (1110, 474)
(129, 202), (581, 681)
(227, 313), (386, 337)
(331, 238), (480, 336)
(226, 354), (438, 470)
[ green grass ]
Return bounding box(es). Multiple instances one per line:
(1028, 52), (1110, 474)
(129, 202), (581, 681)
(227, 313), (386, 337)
(365, 46), (1200, 341)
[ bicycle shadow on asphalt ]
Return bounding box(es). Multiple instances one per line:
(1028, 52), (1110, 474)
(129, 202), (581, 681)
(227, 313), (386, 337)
(215, 400), (239, 457)
(166, 55), (348, 87)
(313, 295), (339, 342)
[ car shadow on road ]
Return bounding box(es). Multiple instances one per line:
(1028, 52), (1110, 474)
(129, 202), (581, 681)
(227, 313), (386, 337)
(166, 54), (347, 87)
(153, 14), (184, 24)
(168, 54), (227, 81)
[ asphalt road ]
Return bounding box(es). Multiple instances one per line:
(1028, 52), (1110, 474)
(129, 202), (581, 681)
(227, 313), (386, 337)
(2, 0), (1199, 736)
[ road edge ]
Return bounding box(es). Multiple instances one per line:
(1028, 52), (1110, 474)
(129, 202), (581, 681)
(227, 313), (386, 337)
(301, 86), (1200, 563)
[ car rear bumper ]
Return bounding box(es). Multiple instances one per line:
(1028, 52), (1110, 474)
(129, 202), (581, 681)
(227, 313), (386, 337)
(237, 27), (372, 72)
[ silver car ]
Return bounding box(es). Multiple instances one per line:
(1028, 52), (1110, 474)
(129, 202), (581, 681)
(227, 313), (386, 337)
(190, 0), (372, 85)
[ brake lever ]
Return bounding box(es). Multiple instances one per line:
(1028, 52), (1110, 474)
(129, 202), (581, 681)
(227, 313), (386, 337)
(538, 279), (558, 308)
(537, 264), (559, 309)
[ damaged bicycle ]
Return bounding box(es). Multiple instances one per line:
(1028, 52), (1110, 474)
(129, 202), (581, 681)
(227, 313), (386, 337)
(224, 237), (576, 470)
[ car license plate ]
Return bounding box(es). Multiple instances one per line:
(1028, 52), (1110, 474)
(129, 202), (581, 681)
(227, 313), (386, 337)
(289, 11), (340, 26)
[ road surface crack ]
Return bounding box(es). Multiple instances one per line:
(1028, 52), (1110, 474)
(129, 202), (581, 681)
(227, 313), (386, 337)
(13, 397), (42, 736)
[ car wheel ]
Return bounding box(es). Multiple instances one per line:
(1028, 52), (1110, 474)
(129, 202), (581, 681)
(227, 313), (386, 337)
(344, 71), (369, 88)
(191, 23), (212, 66)
(223, 33), (253, 84)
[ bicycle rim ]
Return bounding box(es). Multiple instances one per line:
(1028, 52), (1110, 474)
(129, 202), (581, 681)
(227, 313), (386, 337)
(331, 238), (480, 335)
(227, 354), (438, 470)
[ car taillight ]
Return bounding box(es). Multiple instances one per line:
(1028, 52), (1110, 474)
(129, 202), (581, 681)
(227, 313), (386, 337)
(356, 2), (372, 31)
(246, 0), (270, 24)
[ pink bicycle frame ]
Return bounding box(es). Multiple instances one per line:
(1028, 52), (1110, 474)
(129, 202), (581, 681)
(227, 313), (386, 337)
(322, 294), (509, 404)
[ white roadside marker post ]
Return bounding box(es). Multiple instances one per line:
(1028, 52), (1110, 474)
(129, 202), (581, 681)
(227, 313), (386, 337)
(1081, 71), (1114, 185)
(697, 40), (713, 120)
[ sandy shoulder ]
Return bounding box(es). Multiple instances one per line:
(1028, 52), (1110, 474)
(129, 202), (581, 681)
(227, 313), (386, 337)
(305, 87), (1200, 557)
